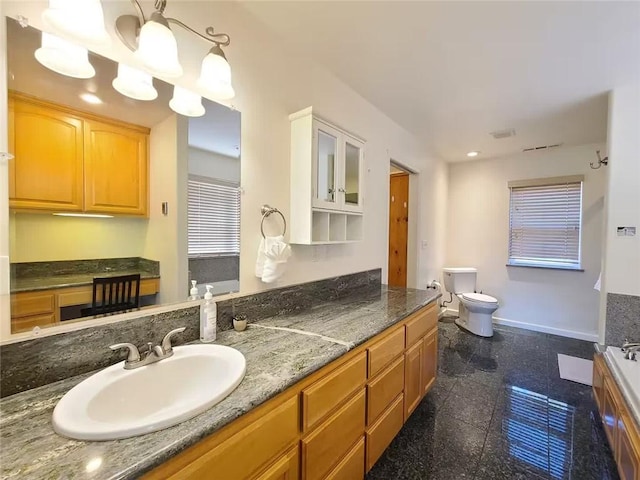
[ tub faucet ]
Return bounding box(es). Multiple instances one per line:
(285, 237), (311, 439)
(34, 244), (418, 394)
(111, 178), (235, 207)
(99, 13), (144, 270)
(109, 327), (186, 369)
(621, 340), (640, 361)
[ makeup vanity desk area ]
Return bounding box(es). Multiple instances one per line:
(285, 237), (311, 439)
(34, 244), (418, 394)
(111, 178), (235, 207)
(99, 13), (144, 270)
(10, 274), (160, 333)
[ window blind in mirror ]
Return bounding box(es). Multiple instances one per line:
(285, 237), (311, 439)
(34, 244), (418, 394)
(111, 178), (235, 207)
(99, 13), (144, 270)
(188, 176), (240, 256)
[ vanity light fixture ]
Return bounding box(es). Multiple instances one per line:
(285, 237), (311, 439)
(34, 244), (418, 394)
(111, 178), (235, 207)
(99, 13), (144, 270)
(79, 93), (103, 105)
(115, 0), (235, 98)
(42, 0), (110, 46)
(53, 213), (114, 218)
(466, 151), (480, 157)
(35, 32), (95, 79)
(112, 63), (158, 101)
(169, 86), (205, 117)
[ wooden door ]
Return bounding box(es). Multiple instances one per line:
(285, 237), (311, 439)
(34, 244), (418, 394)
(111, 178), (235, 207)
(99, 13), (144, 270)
(9, 94), (84, 211)
(84, 119), (148, 216)
(404, 340), (422, 420)
(421, 328), (438, 396)
(388, 173), (409, 287)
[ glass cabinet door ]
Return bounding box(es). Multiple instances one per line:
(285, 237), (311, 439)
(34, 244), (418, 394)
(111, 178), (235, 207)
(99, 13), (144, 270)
(342, 137), (364, 212)
(313, 124), (339, 209)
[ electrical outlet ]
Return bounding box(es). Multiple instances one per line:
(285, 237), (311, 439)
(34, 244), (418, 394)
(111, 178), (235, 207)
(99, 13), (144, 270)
(421, 240), (428, 249)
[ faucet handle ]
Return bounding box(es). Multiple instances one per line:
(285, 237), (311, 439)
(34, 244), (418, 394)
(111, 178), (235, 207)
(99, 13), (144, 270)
(161, 327), (186, 354)
(109, 343), (141, 363)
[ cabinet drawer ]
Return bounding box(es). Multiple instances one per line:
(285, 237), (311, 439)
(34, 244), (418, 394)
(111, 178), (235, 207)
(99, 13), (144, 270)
(324, 437), (365, 480)
(11, 292), (55, 317)
(302, 389), (366, 480)
(11, 313), (56, 333)
(367, 356), (404, 426)
(171, 396), (298, 479)
(405, 304), (437, 347)
(253, 445), (299, 480)
(302, 352), (367, 431)
(366, 394), (404, 472)
(368, 327), (405, 378)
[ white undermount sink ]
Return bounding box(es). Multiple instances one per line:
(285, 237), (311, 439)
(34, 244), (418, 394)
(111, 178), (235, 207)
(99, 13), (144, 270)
(52, 344), (246, 441)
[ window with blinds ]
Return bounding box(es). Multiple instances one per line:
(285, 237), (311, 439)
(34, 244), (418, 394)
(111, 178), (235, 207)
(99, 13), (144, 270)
(188, 175), (240, 257)
(508, 176), (584, 270)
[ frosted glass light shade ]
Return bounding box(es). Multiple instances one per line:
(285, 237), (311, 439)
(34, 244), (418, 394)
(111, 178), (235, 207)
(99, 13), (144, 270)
(170, 86), (205, 117)
(197, 51), (235, 100)
(134, 15), (183, 78)
(42, 0), (110, 46)
(112, 63), (158, 101)
(35, 32), (95, 79)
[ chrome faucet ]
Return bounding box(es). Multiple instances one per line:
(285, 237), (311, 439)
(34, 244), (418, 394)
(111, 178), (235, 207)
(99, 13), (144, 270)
(109, 327), (186, 369)
(621, 340), (640, 361)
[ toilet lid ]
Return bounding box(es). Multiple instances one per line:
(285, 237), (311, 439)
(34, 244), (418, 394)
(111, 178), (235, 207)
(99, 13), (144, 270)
(462, 292), (498, 304)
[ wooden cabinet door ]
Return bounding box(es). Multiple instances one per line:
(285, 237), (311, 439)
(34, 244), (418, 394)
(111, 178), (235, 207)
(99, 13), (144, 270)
(617, 413), (640, 480)
(603, 377), (619, 451)
(84, 119), (148, 216)
(421, 328), (437, 397)
(9, 95), (84, 211)
(593, 354), (605, 412)
(254, 445), (299, 480)
(404, 340), (422, 420)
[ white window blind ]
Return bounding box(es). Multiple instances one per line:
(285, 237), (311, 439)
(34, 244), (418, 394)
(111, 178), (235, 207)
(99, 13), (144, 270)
(188, 176), (240, 256)
(508, 176), (583, 269)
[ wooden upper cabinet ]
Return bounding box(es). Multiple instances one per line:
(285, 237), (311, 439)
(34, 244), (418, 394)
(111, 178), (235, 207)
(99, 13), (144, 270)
(8, 95), (84, 211)
(84, 119), (148, 216)
(8, 92), (149, 217)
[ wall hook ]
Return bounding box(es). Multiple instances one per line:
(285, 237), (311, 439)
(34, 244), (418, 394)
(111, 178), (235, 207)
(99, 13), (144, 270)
(590, 150), (608, 170)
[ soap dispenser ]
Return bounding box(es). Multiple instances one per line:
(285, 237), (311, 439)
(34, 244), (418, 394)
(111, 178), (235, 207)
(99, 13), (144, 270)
(200, 285), (217, 343)
(189, 280), (200, 300)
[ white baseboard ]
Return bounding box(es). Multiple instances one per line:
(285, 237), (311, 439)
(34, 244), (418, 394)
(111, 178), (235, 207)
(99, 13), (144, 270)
(444, 308), (599, 342)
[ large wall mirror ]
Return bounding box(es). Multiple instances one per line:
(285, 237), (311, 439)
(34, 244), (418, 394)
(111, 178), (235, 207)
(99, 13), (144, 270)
(5, 16), (241, 336)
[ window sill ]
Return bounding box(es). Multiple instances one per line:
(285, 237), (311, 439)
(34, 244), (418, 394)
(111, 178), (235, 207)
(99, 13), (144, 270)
(506, 263), (584, 272)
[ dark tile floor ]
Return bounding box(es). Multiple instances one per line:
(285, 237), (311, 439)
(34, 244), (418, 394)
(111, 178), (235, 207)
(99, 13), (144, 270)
(367, 318), (620, 480)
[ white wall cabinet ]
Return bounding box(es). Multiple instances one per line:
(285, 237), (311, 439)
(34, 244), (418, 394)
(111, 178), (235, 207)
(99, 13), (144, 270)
(290, 107), (365, 244)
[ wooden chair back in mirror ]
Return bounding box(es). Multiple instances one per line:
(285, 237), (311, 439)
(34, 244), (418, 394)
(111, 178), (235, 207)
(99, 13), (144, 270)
(82, 274), (141, 316)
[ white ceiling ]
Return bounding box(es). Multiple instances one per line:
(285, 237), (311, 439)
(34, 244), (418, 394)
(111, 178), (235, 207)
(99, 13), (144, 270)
(240, 1), (640, 162)
(188, 99), (241, 158)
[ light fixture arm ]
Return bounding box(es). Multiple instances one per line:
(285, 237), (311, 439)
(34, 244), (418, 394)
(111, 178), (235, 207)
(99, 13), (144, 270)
(128, 0), (146, 26)
(590, 150), (609, 170)
(166, 18), (231, 47)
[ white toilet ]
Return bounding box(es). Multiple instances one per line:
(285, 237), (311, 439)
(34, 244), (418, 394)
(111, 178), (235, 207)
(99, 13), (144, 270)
(442, 267), (499, 337)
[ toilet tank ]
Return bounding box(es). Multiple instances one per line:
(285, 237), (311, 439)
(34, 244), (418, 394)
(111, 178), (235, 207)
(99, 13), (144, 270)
(443, 267), (477, 294)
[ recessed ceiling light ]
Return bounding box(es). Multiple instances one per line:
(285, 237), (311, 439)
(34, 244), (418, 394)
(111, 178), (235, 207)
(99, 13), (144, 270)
(80, 92), (102, 105)
(466, 151), (480, 157)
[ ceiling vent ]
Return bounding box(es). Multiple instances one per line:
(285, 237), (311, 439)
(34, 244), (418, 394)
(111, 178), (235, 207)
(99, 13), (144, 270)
(490, 128), (516, 139)
(522, 143), (563, 153)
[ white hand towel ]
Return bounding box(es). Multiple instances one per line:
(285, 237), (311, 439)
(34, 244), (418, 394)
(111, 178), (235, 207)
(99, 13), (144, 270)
(256, 235), (292, 283)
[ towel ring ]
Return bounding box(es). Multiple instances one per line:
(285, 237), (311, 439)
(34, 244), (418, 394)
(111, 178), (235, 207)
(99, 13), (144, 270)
(260, 204), (287, 238)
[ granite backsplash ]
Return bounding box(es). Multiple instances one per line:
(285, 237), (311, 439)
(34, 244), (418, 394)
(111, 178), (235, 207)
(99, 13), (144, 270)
(0, 269), (382, 398)
(11, 257), (160, 278)
(605, 292), (640, 346)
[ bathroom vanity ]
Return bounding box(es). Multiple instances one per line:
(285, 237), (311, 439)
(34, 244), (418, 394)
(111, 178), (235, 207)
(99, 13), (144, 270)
(0, 284), (439, 480)
(593, 350), (640, 480)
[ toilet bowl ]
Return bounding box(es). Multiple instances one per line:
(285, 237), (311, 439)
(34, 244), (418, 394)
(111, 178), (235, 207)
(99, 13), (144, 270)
(455, 292), (499, 337)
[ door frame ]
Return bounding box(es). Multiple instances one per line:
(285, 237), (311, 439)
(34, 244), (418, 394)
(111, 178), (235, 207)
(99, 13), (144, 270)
(387, 160), (419, 288)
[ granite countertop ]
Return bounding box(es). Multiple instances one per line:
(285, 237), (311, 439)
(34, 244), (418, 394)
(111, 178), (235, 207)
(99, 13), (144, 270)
(0, 287), (440, 480)
(10, 271), (161, 294)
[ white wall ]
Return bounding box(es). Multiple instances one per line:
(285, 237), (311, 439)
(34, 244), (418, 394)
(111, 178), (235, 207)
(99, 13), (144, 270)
(143, 114), (189, 304)
(0, 2), (446, 339)
(446, 144), (606, 341)
(603, 84), (640, 297)
(9, 213), (147, 262)
(188, 147), (240, 184)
